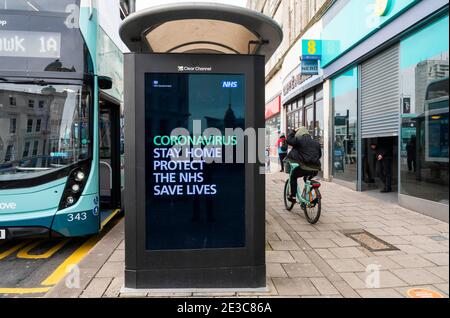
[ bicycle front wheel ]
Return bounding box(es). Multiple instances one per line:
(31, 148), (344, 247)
(302, 189), (321, 224)
(284, 180), (295, 211)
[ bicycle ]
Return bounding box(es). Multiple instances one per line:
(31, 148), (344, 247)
(283, 162), (322, 224)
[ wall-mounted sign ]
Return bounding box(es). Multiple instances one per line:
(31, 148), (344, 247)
(302, 39), (322, 60)
(265, 95), (281, 119)
(402, 97), (411, 114)
(283, 70), (312, 99)
(375, 0), (392, 17)
(301, 59), (319, 75)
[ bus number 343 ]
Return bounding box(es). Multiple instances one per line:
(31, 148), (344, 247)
(67, 212), (88, 222)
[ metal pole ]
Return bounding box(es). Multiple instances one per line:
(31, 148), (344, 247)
(128, 0), (136, 13)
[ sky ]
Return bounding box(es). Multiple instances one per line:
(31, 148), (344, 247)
(136, 0), (247, 11)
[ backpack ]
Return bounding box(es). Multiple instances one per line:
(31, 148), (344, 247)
(280, 139), (288, 152)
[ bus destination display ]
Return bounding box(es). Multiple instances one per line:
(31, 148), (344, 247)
(0, 30), (61, 58)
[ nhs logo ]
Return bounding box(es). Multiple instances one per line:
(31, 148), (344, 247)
(222, 81), (238, 88)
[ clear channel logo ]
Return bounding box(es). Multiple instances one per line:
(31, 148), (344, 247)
(177, 65), (213, 72)
(0, 20), (7, 27)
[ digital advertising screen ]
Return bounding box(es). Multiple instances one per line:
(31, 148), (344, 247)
(145, 73), (246, 251)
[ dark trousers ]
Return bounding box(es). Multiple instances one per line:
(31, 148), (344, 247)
(407, 157), (416, 173)
(279, 153), (287, 171)
(377, 157), (392, 191)
(290, 167), (318, 197)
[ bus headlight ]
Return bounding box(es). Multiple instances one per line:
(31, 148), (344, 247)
(71, 184), (81, 193)
(58, 163), (91, 211)
(66, 196), (75, 205)
(75, 171), (85, 182)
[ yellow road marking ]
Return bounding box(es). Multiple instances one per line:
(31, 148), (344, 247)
(41, 235), (101, 286)
(0, 287), (50, 294)
(0, 241), (30, 260)
(42, 214), (123, 287)
(16, 239), (70, 260)
(101, 209), (121, 229)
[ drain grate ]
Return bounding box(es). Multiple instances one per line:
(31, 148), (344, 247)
(343, 230), (399, 252)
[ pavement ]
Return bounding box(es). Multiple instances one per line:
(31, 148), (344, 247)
(46, 172), (449, 298)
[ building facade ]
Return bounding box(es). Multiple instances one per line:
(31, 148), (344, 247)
(248, 0), (332, 170)
(250, 0), (449, 222)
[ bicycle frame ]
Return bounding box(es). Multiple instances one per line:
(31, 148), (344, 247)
(288, 163), (321, 206)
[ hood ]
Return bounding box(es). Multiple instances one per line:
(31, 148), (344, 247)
(295, 126), (310, 139)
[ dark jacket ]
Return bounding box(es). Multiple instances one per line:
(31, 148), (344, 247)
(372, 139), (394, 159)
(286, 130), (322, 171)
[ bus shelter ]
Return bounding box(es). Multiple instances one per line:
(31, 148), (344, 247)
(120, 2), (282, 289)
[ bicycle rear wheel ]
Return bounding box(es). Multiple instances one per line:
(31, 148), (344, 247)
(302, 189), (321, 224)
(284, 180), (295, 211)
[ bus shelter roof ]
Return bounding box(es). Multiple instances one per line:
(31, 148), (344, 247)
(119, 2), (283, 61)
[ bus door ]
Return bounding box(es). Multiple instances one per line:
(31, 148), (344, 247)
(99, 96), (122, 210)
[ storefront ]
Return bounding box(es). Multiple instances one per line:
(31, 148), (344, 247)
(320, 0), (449, 221)
(285, 87), (324, 147)
(282, 64), (324, 170)
(265, 95), (281, 169)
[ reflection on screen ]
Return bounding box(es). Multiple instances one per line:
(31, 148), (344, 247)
(145, 73), (246, 251)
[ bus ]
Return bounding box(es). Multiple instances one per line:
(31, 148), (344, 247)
(0, 0), (125, 240)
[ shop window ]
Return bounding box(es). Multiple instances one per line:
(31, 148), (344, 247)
(315, 87), (323, 101)
(305, 91), (314, 105)
(305, 106), (314, 135)
(315, 99), (324, 145)
(399, 15), (449, 204)
(332, 67), (358, 184)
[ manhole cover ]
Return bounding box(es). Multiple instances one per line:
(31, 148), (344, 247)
(343, 230), (399, 252)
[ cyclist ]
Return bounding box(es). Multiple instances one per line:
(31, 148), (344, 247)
(286, 126), (322, 202)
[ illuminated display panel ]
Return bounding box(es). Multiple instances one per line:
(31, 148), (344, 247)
(0, 10), (84, 73)
(0, 30), (61, 58)
(145, 73), (246, 250)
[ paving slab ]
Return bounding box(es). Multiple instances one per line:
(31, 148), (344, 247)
(282, 263), (324, 278)
(272, 278), (320, 296)
(392, 268), (444, 285)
